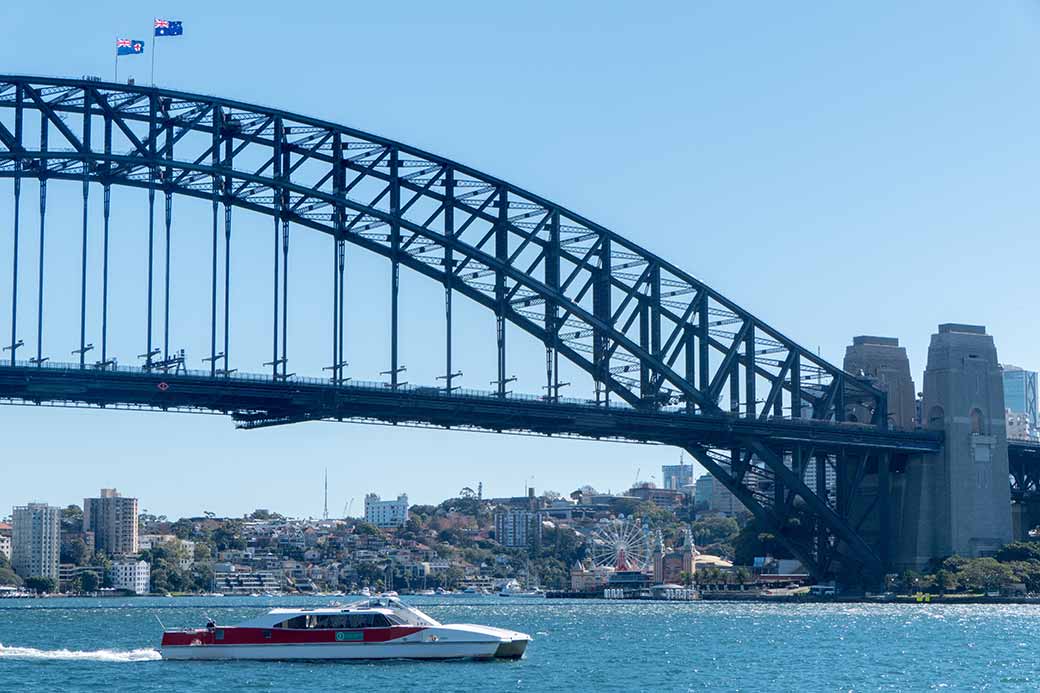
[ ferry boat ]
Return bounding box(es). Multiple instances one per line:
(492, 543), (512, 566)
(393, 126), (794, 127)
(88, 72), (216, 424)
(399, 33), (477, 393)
(159, 597), (530, 661)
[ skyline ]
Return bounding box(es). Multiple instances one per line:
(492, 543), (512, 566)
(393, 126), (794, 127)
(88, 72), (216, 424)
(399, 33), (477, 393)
(1, 1), (1039, 517)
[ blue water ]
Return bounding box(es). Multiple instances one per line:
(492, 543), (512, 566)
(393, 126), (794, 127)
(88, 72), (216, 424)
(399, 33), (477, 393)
(1, 596), (1039, 691)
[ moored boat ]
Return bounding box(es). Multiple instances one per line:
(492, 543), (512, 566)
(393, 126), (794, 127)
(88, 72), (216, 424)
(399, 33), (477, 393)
(159, 596), (530, 661)
(498, 580), (546, 598)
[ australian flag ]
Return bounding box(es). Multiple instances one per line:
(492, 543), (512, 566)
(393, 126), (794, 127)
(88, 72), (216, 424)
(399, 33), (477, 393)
(116, 39), (145, 56)
(154, 19), (183, 37)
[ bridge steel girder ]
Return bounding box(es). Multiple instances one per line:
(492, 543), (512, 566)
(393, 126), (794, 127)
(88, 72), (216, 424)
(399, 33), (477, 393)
(0, 75), (905, 580)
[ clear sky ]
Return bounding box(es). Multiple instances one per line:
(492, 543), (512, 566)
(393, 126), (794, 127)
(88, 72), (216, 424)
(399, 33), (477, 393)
(0, 1), (1038, 520)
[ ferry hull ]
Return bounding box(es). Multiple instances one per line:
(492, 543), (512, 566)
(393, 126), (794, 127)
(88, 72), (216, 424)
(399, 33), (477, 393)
(161, 639), (527, 661)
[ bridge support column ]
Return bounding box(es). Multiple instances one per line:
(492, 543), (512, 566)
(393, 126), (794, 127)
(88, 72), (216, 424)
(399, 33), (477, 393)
(843, 336), (914, 573)
(910, 324), (1012, 566)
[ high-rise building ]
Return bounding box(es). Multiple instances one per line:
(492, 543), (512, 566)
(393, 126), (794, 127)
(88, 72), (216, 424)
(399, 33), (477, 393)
(83, 489), (139, 557)
(1003, 365), (1038, 440)
(693, 475), (740, 516)
(661, 463), (694, 491)
(694, 475), (714, 508)
(11, 503), (61, 580)
(363, 493), (409, 528)
(494, 510), (543, 548)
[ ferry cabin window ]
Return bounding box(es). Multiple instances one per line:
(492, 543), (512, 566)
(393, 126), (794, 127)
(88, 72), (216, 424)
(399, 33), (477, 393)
(274, 616), (308, 629)
(274, 613), (393, 629)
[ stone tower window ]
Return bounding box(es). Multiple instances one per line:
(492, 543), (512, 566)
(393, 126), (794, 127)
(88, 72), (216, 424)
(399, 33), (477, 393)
(970, 408), (985, 436)
(927, 405), (945, 429)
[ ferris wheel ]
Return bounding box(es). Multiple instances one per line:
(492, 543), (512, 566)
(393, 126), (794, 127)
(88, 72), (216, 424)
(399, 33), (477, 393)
(590, 518), (651, 571)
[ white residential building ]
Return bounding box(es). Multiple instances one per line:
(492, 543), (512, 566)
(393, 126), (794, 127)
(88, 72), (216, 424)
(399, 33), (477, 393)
(0, 533), (10, 561)
(109, 560), (151, 595)
(364, 493), (409, 528)
(12, 503), (61, 580)
(212, 567), (283, 594)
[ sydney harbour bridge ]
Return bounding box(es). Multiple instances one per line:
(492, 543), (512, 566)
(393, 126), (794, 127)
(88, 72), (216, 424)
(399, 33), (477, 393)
(0, 75), (1035, 584)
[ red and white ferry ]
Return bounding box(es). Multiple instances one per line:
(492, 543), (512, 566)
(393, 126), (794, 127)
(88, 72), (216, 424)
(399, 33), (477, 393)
(160, 597), (530, 661)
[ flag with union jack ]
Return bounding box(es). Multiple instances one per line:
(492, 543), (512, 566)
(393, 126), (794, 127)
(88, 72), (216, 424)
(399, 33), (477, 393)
(154, 19), (183, 37)
(116, 38), (145, 56)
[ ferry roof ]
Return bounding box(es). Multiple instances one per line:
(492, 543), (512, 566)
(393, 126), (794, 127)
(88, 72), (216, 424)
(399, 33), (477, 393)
(265, 606), (397, 617)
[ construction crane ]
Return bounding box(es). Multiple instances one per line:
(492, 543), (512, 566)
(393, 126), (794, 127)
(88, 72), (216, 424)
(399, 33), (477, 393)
(342, 498), (354, 518)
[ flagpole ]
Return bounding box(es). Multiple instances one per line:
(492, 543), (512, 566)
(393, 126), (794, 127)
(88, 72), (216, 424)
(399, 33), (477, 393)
(151, 33), (156, 85)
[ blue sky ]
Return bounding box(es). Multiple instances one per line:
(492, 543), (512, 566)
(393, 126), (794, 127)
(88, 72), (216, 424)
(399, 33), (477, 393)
(0, 1), (1038, 519)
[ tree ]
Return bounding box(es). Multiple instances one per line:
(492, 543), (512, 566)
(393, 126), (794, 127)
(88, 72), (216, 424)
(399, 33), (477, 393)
(950, 557), (1014, 593)
(61, 537), (90, 566)
(354, 521), (381, 536)
(0, 555), (22, 587)
(191, 563), (215, 593)
(60, 505), (83, 532)
(899, 570), (922, 594)
(692, 516), (740, 546)
(24, 576), (57, 593)
(934, 569), (958, 595)
(82, 571), (100, 592)
(995, 542), (1040, 564)
(733, 523), (788, 565)
(170, 518), (196, 540)
(212, 522), (246, 551)
(194, 543), (213, 562)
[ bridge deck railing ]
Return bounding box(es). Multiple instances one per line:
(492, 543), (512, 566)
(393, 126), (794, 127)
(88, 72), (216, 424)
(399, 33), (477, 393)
(0, 359), (926, 435)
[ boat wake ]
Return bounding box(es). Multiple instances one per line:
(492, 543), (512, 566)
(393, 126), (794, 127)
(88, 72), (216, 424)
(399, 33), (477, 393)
(0, 642), (161, 662)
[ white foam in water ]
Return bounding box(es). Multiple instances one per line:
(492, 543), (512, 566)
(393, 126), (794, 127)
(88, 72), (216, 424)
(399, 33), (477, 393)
(0, 642), (161, 662)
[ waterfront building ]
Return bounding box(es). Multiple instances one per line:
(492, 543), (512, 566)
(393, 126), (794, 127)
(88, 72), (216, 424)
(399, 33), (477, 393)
(627, 483), (686, 510)
(651, 529), (695, 584)
(58, 564), (104, 592)
(108, 560), (151, 595)
(661, 463), (694, 491)
(83, 489), (139, 557)
(570, 561), (615, 592)
(212, 566), (283, 594)
(363, 493), (409, 528)
(11, 503), (61, 580)
(494, 510), (543, 548)
(1003, 365), (1038, 440)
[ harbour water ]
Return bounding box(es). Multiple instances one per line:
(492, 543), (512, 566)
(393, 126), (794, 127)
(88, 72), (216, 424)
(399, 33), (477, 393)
(1, 596), (1039, 691)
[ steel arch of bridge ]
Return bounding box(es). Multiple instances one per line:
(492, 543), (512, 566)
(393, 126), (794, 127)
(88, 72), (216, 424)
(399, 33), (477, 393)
(0, 75), (920, 581)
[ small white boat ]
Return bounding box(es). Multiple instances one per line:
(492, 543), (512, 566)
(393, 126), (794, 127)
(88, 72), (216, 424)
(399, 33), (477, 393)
(498, 580), (546, 598)
(160, 596), (530, 661)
